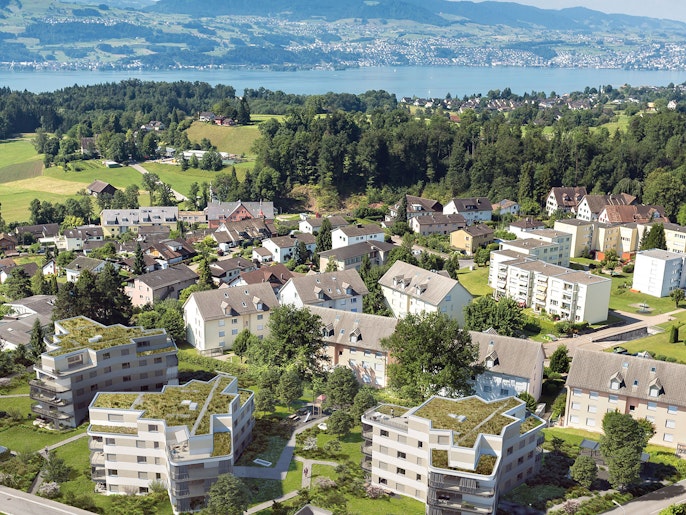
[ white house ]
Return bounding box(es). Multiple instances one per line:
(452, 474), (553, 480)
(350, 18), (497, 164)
(632, 249), (686, 298)
(576, 193), (636, 222)
(443, 197), (493, 224)
(544, 186), (587, 216)
(278, 269), (368, 311)
(261, 233), (317, 263)
(331, 224), (385, 250)
(299, 215), (348, 234)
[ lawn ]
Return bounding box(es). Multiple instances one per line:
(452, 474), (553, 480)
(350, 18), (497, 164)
(139, 161), (244, 199)
(609, 310), (686, 363)
(44, 160), (144, 189)
(0, 423), (88, 453)
(456, 266), (492, 297)
(185, 121), (262, 156)
(607, 271), (677, 315)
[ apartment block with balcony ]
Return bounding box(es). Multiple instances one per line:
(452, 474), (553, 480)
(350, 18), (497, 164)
(632, 249), (686, 298)
(361, 396), (545, 515)
(664, 223), (686, 254)
(88, 373), (254, 513)
(498, 238), (567, 267)
(553, 219), (596, 258)
(565, 350), (686, 449)
(30, 316), (178, 429)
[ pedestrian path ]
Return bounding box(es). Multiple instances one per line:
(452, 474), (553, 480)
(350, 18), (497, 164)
(29, 432), (88, 495)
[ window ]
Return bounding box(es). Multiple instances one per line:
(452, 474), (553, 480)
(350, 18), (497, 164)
(108, 414), (123, 422)
(121, 349), (130, 356)
(418, 441), (423, 448)
(103, 352), (110, 360)
(573, 388), (582, 396)
(108, 469), (118, 476)
(218, 331), (225, 337)
(218, 320), (225, 327)
(668, 405), (678, 414)
(569, 415), (580, 424)
(571, 402), (581, 410)
(586, 418), (596, 427)
(90, 384), (98, 391)
(232, 329), (238, 335)
(397, 451), (406, 459)
(137, 456), (147, 464)
(154, 357), (163, 364)
(106, 453), (116, 461)
(507, 446), (513, 455)
(664, 433), (674, 443)
(104, 366), (111, 374)
(379, 478), (387, 485)
(589, 391), (598, 399)
(148, 424), (158, 432)
(138, 472), (148, 480)
(136, 440), (146, 448)
(123, 375), (131, 382)
(666, 420), (676, 429)
(396, 467), (405, 475)
(630, 405), (636, 412)
(105, 438), (115, 445)
(587, 405), (597, 413)
(380, 429), (389, 437)
(647, 402), (657, 411)
(122, 362), (130, 369)
(232, 318), (238, 325)
(609, 394), (618, 404)
(416, 474), (422, 481)
(500, 388), (510, 396)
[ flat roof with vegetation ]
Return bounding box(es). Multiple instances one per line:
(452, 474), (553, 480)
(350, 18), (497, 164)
(431, 449), (497, 476)
(50, 317), (165, 356)
(414, 396), (521, 448)
(91, 375), (247, 435)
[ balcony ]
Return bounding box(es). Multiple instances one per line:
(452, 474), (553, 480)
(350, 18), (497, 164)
(29, 379), (70, 394)
(361, 457), (372, 472)
(172, 489), (191, 498)
(361, 443), (373, 456)
(91, 469), (106, 480)
(32, 404), (70, 420)
(428, 495), (493, 513)
(429, 477), (494, 497)
(89, 439), (103, 451)
(30, 389), (70, 407)
(91, 452), (105, 466)
(362, 429), (373, 440)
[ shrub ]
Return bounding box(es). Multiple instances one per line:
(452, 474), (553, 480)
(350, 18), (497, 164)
(37, 481), (60, 498)
(669, 325), (678, 343)
(622, 264), (634, 273)
(366, 485), (387, 499)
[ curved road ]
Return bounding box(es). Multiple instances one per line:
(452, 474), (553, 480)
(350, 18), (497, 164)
(129, 162), (188, 202)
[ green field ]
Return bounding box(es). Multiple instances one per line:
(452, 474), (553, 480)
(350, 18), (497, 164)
(608, 310), (686, 363)
(185, 121), (263, 156)
(139, 162), (243, 198)
(456, 266), (492, 297)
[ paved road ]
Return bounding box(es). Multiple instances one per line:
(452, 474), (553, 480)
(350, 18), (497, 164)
(603, 479), (686, 515)
(129, 162), (188, 202)
(0, 485), (96, 515)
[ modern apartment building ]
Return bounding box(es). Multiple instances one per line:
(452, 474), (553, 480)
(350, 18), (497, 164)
(499, 238), (567, 267)
(632, 249), (686, 298)
(565, 350), (686, 449)
(88, 373), (254, 513)
(664, 223), (686, 254)
(378, 261), (472, 325)
(30, 316), (178, 429)
(183, 283), (279, 355)
(361, 395), (545, 514)
(279, 269), (368, 312)
(489, 255), (611, 324)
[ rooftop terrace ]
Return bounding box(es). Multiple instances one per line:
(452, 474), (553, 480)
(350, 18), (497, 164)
(50, 317), (165, 356)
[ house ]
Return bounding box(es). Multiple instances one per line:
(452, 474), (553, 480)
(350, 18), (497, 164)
(15, 223), (60, 244)
(409, 213), (466, 236)
(0, 233), (17, 253)
(198, 111), (216, 122)
(598, 204), (667, 224)
(387, 195), (443, 222)
(100, 207), (179, 238)
(494, 199), (520, 217)
(0, 261), (38, 284)
(42, 259), (57, 277)
(178, 210), (206, 224)
(55, 225), (105, 251)
(86, 180), (118, 198)
(565, 350), (686, 449)
(331, 224), (385, 250)
(251, 246), (274, 264)
(212, 218), (271, 251)
(317, 241), (395, 273)
(378, 261), (472, 325)
(139, 120), (165, 131)
(545, 186), (587, 216)
(278, 269), (368, 312)
(450, 224), (495, 254)
(632, 250), (686, 298)
(299, 215), (349, 234)
(308, 306), (397, 388)
(361, 395), (544, 513)
(261, 233), (316, 263)
(489, 255), (611, 324)
(227, 263), (294, 294)
(575, 193), (636, 221)
(64, 256), (107, 282)
(88, 373), (253, 512)
(119, 253), (158, 274)
(0, 294), (55, 351)
(208, 257), (256, 285)
(136, 225), (172, 242)
(443, 197), (493, 224)
(205, 200), (274, 229)
(508, 218), (545, 237)
(183, 283), (279, 355)
(144, 238), (197, 268)
(471, 332), (545, 402)
(30, 316), (178, 428)
(124, 265), (198, 308)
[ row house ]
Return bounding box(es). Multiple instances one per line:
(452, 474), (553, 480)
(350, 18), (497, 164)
(565, 350), (686, 449)
(318, 241), (396, 273)
(331, 224), (385, 250)
(15, 223), (60, 244)
(278, 269), (368, 312)
(100, 207), (179, 238)
(575, 193), (636, 222)
(443, 197), (493, 224)
(409, 213), (467, 236)
(125, 265), (198, 308)
(212, 218), (272, 251)
(598, 204), (667, 224)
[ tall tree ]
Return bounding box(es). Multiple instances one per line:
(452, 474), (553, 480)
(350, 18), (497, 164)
(325, 366), (359, 410)
(277, 369), (304, 409)
(316, 218), (333, 252)
(28, 318), (46, 363)
(31, 269), (50, 296)
(141, 172), (159, 206)
(133, 242), (146, 276)
(5, 268), (32, 300)
(394, 194), (408, 223)
(599, 411), (652, 490)
(382, 311), (482, 402)
(463, 296), (526, 337)
(549, 345), (571, 374)
(204, 474), (251, 515)
(642, 223), (667, 250)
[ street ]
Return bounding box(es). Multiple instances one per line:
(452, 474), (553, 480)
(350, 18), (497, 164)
(0, 485), (96, 515)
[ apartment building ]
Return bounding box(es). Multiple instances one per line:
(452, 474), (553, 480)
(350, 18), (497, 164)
(450, 225), (495, 255)
(553, 219), (596, 257)
(409, 213), (466, 236)
(545, 186), (587, 216)
(378, 261), (472, 325)
(278, 269), (368, 312)
(632, 249), (686, 298)
(30, 316), (178, 429)
(509, 218), (545, 238)
(565, 350), (686, 449)
(331, 224), (385, 250)
(307, 306), (398, 388)
(88, 373), (254, 513)
(664, 223), (686, 254)
(317, 241), (395, 273)
(489, 255), (611, 324)
(100, 207), (179, 238)
(361, 395), (545, 514)
(183, 283), (279, 355)
(205, 200), (274, 229)
(499, 234), (569, 267)
(125, 265), (198, 308)
(443, 197), (493, 224)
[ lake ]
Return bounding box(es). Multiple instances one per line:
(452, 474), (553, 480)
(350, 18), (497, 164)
(1, 66), (685, 97)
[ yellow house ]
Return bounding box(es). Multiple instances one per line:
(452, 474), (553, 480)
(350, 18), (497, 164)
(450, 224), (494, 254)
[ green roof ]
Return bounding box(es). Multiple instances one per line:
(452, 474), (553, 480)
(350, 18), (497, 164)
(414, 396), (521, 448)
(49, 317), (165, 356)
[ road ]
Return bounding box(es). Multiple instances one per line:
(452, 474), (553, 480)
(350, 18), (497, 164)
(603, 479), (686, 514)
(0, 485), (96, 515)
(129, 162), (188, 202)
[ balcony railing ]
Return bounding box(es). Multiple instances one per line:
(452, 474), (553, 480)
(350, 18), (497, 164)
(427, 496), (493, 514)
(361, 443), (372, 456)
(89, 440), (103, 451)
(429, 480), (494, 497)
(362, 430), (373, 440)
(29, 379), (70, 394)
(361, 457), (372, 472)
(32, 404), (70, 420)
(30, 390), (70, 406)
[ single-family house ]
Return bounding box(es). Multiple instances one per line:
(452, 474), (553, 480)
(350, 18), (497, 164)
(261, 234), (317, 263)
(251, 246), (274, 264)
(125, 265), (198, 307)
(443, 197), (493, 223)
(208, 257), (256, 285)
(86, 180), (118, 198)
(494, 199), (520, 217)
(279, 269), (368, 311)
(227, 263), (295, 294)
(387, 195), (443, 222)
(0, 233), (17, 253)
(64, 256), (108, 282)
(55, 225), (105, 251)
(299, 216), (349, 234)
(331, 224), (385, 250)
(205, 200), (274, 229)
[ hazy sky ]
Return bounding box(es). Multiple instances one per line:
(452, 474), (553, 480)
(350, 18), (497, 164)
(474, 0), (686, 23)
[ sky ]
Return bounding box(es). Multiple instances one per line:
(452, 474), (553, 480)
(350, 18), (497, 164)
(474, 0), (686, 23)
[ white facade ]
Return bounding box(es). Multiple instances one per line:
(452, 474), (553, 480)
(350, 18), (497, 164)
(443, 197), (493, 223)
(261, 235), (317, 263)
(331, 225), (385, 250)
(632, 250), (686, 298)
(278, 270), (368, 312)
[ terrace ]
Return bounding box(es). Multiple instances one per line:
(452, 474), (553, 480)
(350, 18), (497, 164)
(431, 449), (498, 476)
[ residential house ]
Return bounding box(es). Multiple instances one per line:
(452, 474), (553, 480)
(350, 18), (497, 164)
(544, 186), (587, 216)
(261, 233), (317, 263)
(144, 239), (197, 268)
(208, 257), (256, 285)
(508, 218), (545, 238)
(565, 350), (686, 449)
(387, 195), (443, 222)
(450, 225), (495, 254)
(205, 200), (274, 229)
(318, 241), (395, 273)
(0, 261), (38, 284)
(553, 219), (597, 258)
(198, 111), (216, 122)
(598, 204), (667, 224)
(251, 246), (274, 264)
(183, 283), (279, 355)
(55, 225), (105, 251)
(42, 259), (57, 277)
(124, 265), (198, 308)
(80, 137), (97, 156)
(227, 264), (294, 294)
(664, 223), (686, 254)
(511, 229), (572, 266)
(632, 250), (686, 298)
(86, 180), (118, 198)
(308, 306), (398, 388)
(361, 395), (544, 513)
(15, 223), (60, 244)
(299, 216), (349, 234)
(331, 224), (385, 250)
(139, 120), (165, 131)
(0, 233), (17, 253)
(100, 207), (179, 238)
(576, 193), (636, 221)
(178, 211), (206, 225)
(471, 332), (545, 402)
(443, 197), (493, 223)
(30, 316), (178, 428)
(409, 213), (466, 236)
(64, 256), (108, 282)
(0, 295), (55, 351)
(494, 199), (520, 217)
(378, 261), (472, 325)
(278, 269), (368, 312)
(88, 373), (254, 512)
(136, 225), (172, 242)
(212, 219), (271, 251)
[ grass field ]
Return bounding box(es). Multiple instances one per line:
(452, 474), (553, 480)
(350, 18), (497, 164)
(607, 271), (677, 315)
(608, 310), (686, 363)
(456, 265), (492, 297)
(0, 140), (44, 186)
(185, 121), (262, 156)
(140, 162), (240, 198)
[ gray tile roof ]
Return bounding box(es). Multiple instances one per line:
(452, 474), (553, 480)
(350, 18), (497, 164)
(318, 241), (396, 261)
(307, 306), (397, 353)
(459, 224), (494, 237)
(209, 257), (254, 277)
(448, 197), (493, 213)
(65, 256), (106, 272)
(412, 213), (467, 226)
(268, 233), (316, 248)
(550, 187), (587, 208)
(205, 200), (275, 220)
(186, 283), (279, 321)
(378, 260), (469, 306)
(131, 265), (198, 289)
(5, 295), (56, 317)
(284, 269), (369, 304)
(335, 224), (384, 238)
(304, 216), (348, 230)
(470, 331), (543, 380)
(567, 349), (686, 406)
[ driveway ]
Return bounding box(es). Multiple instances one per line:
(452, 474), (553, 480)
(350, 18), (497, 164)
(129, 162), (188, 202)
(603, 479), (686, 515)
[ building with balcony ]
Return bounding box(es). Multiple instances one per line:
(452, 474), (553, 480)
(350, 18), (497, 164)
(632, 249), (686, 298)
(443, 197), (493, 224)
(30, 316), (178, 429)
(100, 207), (179, 238)
(317, 241), (396, 273)
(361, 395), (545, 514)
(88, 373), (254, 513)
(387, 195), (443, 222)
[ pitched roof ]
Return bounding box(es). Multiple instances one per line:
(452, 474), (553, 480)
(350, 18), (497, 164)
(5, 295), (56, 316)
(307, 306), (397, 353)
(458, 224), (495, 237)
(470, 331), (543, 380)
(15, 223), (60, 238)
(130, 265), (198, 289)
(209, 257), (254, 277)
(412, 213), (467, 226)
(318, 240), (396, 261)
(495, 199), (518, 210)
(185, 283), (279, 321)
(510, 218), (545, 230)
(600, 204), (667, 223)
(448, 197), (493, 213)
(63, 225), (104, 239)
(237, 264), (294, 287)
(283, 269), (369, 304)
(402, 195), (443, 213)
(580, 193), (636, 214)
(378, 260), (470, 306)
(205, 200), (275, 220)
(334, 224), (384, 238)
(567, 349), (686, 406)
(101, 207), (179, 226)
(267, 233), (316, 248)
(65, 256), (106, 272)
(87, 180), (116, 194)
(549, 187), (587, 209)
(303, 216), (348, 230)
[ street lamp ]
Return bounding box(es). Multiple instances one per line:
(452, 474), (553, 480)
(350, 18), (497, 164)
(612, 500), (625, 513)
